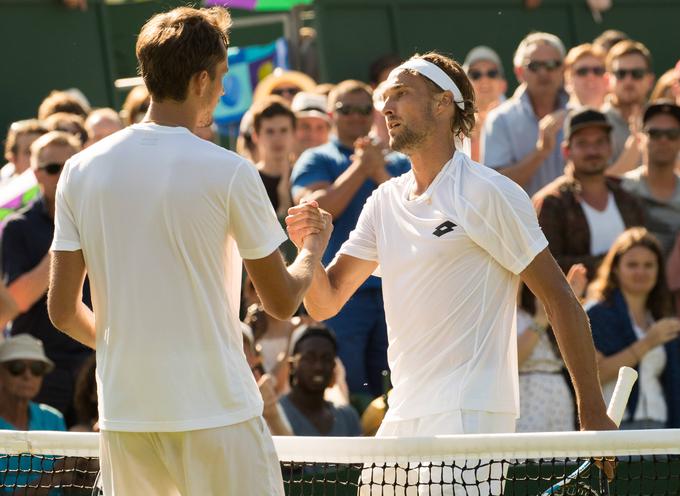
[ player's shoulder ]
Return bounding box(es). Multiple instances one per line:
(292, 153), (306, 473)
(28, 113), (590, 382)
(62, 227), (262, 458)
(374, 169), (413, 199)
(455, 154), (529, 204)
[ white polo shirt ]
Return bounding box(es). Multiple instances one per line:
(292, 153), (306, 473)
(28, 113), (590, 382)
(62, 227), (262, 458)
(51, 123), (287, 432)
(337, 151), (548, 422)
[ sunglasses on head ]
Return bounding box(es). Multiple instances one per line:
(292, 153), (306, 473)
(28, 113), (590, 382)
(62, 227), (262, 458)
(573, 66), (606, 77)
(525, 59), (562, 73)
(4, 360), (49, 377)
(468, 69), (500, 81)
(37, 162), (64, 175)
(335, 103), (373, 116)
(271, 86), (300, 97)
(613, 68), (647, 80)
(646, 128), (680, 141)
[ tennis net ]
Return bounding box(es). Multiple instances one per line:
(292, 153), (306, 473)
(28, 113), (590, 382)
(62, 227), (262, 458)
(1, 429), (679, 495)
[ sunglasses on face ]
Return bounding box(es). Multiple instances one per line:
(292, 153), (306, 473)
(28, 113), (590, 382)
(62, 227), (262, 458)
(573, 66), (606, 77)
(613, 68), (647, 80)
(525, 59), (562, 73)
(36, 162), (64, 175)
(4, 360), (49, 377)
(468, 69), (500, 81)
(335, 103), (373, 116)
(271, 87), (300, 97)
(646, 128), (680, 141)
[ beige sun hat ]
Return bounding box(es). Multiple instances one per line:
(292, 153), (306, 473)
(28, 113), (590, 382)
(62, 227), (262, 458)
(252, 69), (317, 104)
(0, 334), (55, 372)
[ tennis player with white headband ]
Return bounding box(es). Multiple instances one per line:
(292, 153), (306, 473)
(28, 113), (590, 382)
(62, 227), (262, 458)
(286, 51), (616, 494)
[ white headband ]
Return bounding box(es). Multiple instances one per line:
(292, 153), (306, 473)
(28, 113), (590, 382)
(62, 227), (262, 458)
(392, 59), (466, 110)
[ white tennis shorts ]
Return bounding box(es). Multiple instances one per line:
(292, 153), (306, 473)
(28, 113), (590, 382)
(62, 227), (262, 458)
(360, 409), (515, 496)
(99, 416), (284, 496)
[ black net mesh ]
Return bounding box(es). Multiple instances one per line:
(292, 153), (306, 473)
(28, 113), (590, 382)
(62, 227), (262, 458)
(1, 453), (679, 495)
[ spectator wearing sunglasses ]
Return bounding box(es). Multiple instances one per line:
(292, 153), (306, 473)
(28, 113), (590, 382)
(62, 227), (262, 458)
(603, 40), (655, 175)
(0, 334), (65, 430)
(482, 32), (569, 197)
(291, 80), (410, 406)
(463, 46), (507, 162)
(564, 43), (609, 109)
(621, 101), (680, 256)
(1, 131), (92, 425)
(252, 68), (316, 105)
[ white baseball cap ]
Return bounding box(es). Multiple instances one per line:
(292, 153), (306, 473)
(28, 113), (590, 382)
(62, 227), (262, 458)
(463, 46), (505, 76)
(291, 92), (331, 124)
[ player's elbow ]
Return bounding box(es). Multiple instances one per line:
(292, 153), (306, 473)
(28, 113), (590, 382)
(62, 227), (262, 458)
(261, 298), (298, 321)
(304, 302), (338, 322)
(47, 296), (76, 332)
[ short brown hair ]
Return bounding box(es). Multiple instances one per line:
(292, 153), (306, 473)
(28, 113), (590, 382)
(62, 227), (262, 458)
(44, 112), (88, 147)
(38, 90), (90, 121)
(136, 7), (232, 102)
(564, 43), (606, 71)
(587, 227), (672, 319)
(4, 119), (48, 159)
(593, 29), (629, 53)
(327, 80), (372, 111)
(412, 52), (477, 139)
(251, 96), (297, 134)
(650, 69), (678, 101)
(30, 131), (82, 167)
(606, 40), (652, 72)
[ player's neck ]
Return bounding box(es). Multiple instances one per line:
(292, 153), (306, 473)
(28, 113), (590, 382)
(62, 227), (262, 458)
(408, 135), (456, 196)
(144, 100), (199, 131)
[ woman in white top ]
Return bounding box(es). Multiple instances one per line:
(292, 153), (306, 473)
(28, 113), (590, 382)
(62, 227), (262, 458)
(587, 227), (680, 429)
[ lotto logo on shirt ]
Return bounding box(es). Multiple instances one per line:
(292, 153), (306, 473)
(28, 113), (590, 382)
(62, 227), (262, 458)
(432, 221), (457, 237)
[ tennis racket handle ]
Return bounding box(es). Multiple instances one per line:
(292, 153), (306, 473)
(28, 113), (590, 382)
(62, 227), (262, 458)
(606, 366), (638, 426)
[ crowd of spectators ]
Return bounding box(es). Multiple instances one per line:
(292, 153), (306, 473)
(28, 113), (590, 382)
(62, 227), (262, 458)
(1, 27), (680, 442)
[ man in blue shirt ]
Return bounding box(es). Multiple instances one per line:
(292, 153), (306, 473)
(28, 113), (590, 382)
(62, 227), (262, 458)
(291, 80), (410, 403)
(482, 32), (569, 197)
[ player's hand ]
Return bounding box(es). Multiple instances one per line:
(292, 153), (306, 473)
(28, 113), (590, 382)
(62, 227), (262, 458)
(580, 414), (618, 480)
(258, 373), (279, 418)
(302, 209), (333, 256)
(285, 200), (327, 249)
(536, 109), (566, 156)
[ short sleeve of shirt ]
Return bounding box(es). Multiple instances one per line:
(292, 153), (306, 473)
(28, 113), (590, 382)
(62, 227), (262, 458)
(336, 189), (379, 263)
(51, 161), (82, 252)
(228, 161), (287, 260)
(482, 111), (513, 169)
(461, 174), (548, 275)
(290, 149), (335, 199)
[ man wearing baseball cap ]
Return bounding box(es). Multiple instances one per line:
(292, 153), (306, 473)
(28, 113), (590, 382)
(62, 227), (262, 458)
(534, 107), (645, 280)
(291, 91), (331, 156)
(622, 100), (680, 255)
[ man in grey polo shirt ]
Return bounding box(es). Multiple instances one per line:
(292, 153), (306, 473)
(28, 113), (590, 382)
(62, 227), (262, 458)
(482, 32), (569, 197)
(622, 100), (680, 255)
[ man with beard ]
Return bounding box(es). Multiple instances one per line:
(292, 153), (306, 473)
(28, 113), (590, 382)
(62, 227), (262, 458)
(287, 51), (616, 495)
(533, 108), (645, 281)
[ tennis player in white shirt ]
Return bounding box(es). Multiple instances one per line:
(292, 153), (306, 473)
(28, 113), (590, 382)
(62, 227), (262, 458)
(287, 52), (616, 495)
(47, 6), (330, 496)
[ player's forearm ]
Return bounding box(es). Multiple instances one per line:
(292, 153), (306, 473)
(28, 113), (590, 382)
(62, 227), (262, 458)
(546, 289), (608, 424)
(267, 248), (320, 320)
(49, 301), (96, 349)
(497, 148), (549, 187)
(305, 161), (368, 218)
(8, 255), (50, 313)
(303, 262), (343, 321)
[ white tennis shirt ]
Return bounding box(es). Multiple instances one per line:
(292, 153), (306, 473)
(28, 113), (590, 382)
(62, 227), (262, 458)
(51, 123), (287, 432)
(337, 151), (548, 422)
